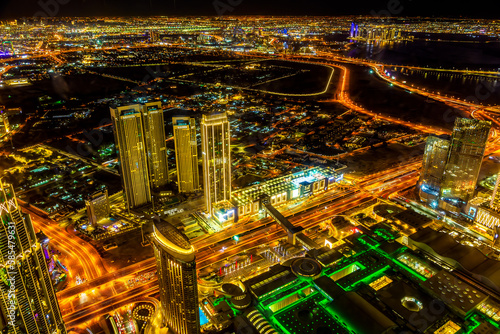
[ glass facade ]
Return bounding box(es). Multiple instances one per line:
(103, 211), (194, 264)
(152, 220), (199, 334)
(111, 102), (169, 209)
(440, 118), (491, 204)
(491, 173), (500, 211)
(201, 113), (231, 215)
(173, 117), (199, 193)
(85, 189), (110, 226)
(111, 105), (151, 209)
(418, 135), (450, 203)
(0, 182), (66, 334)
(142, 102), (169, 190)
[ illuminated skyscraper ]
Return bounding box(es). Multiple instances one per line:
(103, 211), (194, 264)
(111, 102), (169, 209)
(201, 113), (231, 215)
(110, 104), (151, 209)
(0, 108), (9, 136)
(149, 30), (160, 43)
(152, 218), (199, 334)
(0, 182), (66, 334)
(173, 117), (199, 193)
(86, 189), (110, 226)
(418, 135), (450, 205)
(142, 102), (169, 190)
(440, 118), (491, 205)
(491, 173), (500, 211)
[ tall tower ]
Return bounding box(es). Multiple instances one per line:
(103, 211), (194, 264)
(201, 113), (231, 215)
(142, 102), (169, 190)
(152, 218), (199, 334)
(490, 173), (500, 211)
(418, 135), (450, 205)
(173, 117), (199, 193)
(0, 182), (66, 334)
(0, 109), (9, 137)
(110, 104), (151, 209)
(86, 189), (110, 226)
(440, 118), (491, 205)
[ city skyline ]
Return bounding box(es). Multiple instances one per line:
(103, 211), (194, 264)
(1, 1), (499, 18)
(1, 12), (500, 334)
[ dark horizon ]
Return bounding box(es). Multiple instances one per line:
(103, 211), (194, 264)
(1, 0), (499, 20)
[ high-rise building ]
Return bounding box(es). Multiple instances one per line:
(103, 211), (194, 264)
(491, 174), (500, 211)
(418, 135), (450, 205)
(0, 108), (9, 136)
(86, 189), (110, 226)
(201, 113), (231, 215)
(151, 218), (199, 334)
(440, 118), (491, 205)
(149, 30), (160, 43)
(111, 102), (169, 209)
(173, 117), (199, 193)
(142, 102), (169, 190)
(110, 104), (151, 209)
(0, 182), (66, 334)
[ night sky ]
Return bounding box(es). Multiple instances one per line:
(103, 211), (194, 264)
(0, 0), (498, 19)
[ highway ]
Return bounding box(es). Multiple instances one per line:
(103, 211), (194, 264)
(19, 201), (107, 286)
(57, 158), (422, 327)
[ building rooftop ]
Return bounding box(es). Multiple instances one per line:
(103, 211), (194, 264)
(409, 227), (500, 293)
(326, 291), (397, 334)
(152, 217), (194, 261)
(393, 209), (433, 230)
(377, 281), (445, 331)
(422, 270), (488, 317)
(244, 264), (297, 300)
(231, 166), (341, 207)
(373, 204), (404, 220)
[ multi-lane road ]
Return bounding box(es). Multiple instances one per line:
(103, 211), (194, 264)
(19, 201), (107, 285)
(51, 159), (423, 328)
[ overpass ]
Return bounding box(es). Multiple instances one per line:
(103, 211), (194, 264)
(260, 195), (320, 249)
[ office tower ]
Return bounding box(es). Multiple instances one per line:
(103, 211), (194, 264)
(0, 110), (9, 136)
(86, 189), (110, 226)
(0, 182), (66, 334)
(152, 218), (199, 334)
(110, 104), (151, 209)
(173, 117), (199, 193)
(149, 30), (159, 43)
(440, 118), (491, 205)
(491, 173), (500, 211)
(201, 113), (231, 215)
(350, 22), (355, 38)
(418, 135), (450, 205)
(142, 102), (169, 190)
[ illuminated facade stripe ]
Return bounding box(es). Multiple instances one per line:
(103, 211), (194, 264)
(142, 102), (169, 189)
(440, 118), (491, 203)
(475, 207), (500, 229)
(152, 220), (199, 334)
(0, 182), (66, 334)
(201, 113), (231, 215)
(491, 173), (500, 210)
(173, 117), (199, 193)
(111, 105), (151, 209)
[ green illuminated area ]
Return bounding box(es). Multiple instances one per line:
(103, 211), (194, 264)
(272, 294), (349, 334)
(329, 262), (364, 281)
(245, 230), (500, 334)
(261, 281), (310, 312)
